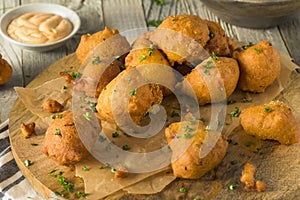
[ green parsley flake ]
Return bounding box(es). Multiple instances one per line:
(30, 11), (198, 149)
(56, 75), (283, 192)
(227, 99), (237, 105)
(242, 98), (252, 103)
(77, 191), (88, 198)
(230, 160), (237, 165)
(63, 85), (67, 90)
(242, 42), (253, 50)
(205, 60), (214, 68)
(139, 54), (147, 62)
(92, 56), (101, 64)
(264, 107), (272, 112)
(254, 48), (262, 54)
(228, 181), (238, 190)
(86, 33), (92, 37)
(211, 52), (219, 61)
(148, 44), (154, 56)
(83, 112), (91, 121)
(209, 30), (214, 38)
(184, 125), (195, 132)
(89, 102), (97, 113)
(122, 144), (130, 151)
(111, 167), (117, 173)
(50, 114), (63, 119)
(82, 166), (90, 171)
(205, 125), (212, 131)
(147, 20), (162, 27)
(203, 68), (210, 75)
(24, 159), (31, 167)
(31, 143), (38, 146)
(245, 141), (253, 147)
(55, 128), (61, 136)
(179, 187), (186, 193)
(115, 55), (121, 60)
(230, 107), (240, 117)
(184, 133), (195, 139)
(171, 110), (180, 117)
(69, 71), (82, 79)
(112, 132), (119, 138)
(153, 0), (164, 6)
(130, 89), (137, 96)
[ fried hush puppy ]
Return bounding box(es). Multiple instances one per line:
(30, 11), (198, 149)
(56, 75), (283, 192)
(183, 56), (239, 105)
(96, 68), (163, 125)
(42, 110), (88, 165)
(150, 14), (210, 65)
(41, 98), (64, 113)
(239, 101), (299, 145)
(237, 41), (281, 93)
(75, 26), (119, 64)
(0, 53), (13, 85)
(165, 120), (228, 179)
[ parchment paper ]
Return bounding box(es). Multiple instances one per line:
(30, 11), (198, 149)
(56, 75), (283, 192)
(14, 52), (299, 199)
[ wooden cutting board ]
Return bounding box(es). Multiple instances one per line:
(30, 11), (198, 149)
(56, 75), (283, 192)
(8, 53), (300, 200)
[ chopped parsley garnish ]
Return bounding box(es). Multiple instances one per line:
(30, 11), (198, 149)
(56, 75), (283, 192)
(190, 119), (197, 125)
(227, 99), (237, 105)
(227, 139), (233, 144)
(120, 65), (126, 70)
(31, 143), (38, 146)
(242, 98), (252, 103)
(63, 85), (67, 90)
(82, 166), (90, 171)
(205, 60), (214, 68)
(148, 44), (154, 56)
(115, 55), (121, 60)
(152, 0), (164, 6)
(218, 121), (229, 126)
(24, 159), (31, 167)
(49, 169), (57, 174)
(242, 42), (253, 50)
(55, 128), (61, 136)
(111, 167), (117, 173)
(230, 107), (240, 117)
(211, 52), (219, 61)
(209, 30), (214, 38)
(230, 160), (237, 165)
(50, 114), (63, 119)
(77, 191), (88, 198)
(171, 110), (180, 117)
(184, 133), (195, 139)
(92, 56), (101, 64)
(254, 48), (262, 54)
(88, 101), (97, 112)
(83, 112), (91, 121)
(184, 125), (195, 132)
(264, 107), (272, 112)
(69, 71), (82, 79)
(179, 187), (186, 193)
(99, 163), (111, 169)
(122, 144), (130, 151)
(130, 88), (137, 96)
(57, 174), (74, 193)
(203, 68), (210, 75)
(147, 20), (162, 27)
(86, 33), (92, 37)
(112, 132), (119, 138)
(228, 181), (238, 190)
(139, 54), (147, 62)
(205, 125), (212, 131)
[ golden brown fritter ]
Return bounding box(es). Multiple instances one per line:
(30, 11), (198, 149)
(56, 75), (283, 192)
(239, 101), (299, 145)
(96, 68), (163, 125)
(165, 120), (228, 179)
(75, 26), (119, 64)
(125, 46), (170, 69)
(42, 110), (89, 165)
(41, 98), (64, 113)
(183, 56), (239, 105)
(150, 14), (210, 65)
(237, 41), (281, 93)
(0, 54), (13, 85)
(203, 20), (231, 57)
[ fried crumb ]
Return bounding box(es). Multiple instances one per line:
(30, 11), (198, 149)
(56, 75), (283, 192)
(41, 99), (64, 113)
(59, 71), (75, 84)
(240, 161), (256, 190)
(114, 166), (129, 179)
(255, 180), (267, 192)
(21, 122), (36, 137)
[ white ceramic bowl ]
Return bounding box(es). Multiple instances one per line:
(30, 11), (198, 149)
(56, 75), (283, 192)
(0, 3), (81, 51)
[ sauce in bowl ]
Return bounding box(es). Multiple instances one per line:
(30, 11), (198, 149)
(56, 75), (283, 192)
(7, 12), (73, 44)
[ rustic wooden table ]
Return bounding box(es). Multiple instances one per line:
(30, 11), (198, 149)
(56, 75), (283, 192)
(1, 0), (300, 123)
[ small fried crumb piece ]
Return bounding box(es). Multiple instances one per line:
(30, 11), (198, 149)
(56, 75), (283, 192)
(21, 122), (36, 137)
(255, 180), (267, 192)
(114, 166), (129, 179)
(240, 161), (256, 190)
(59, 71), (75, 84)
(41, 99), (64, 113)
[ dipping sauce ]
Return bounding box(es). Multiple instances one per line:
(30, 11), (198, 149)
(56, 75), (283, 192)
(7, 12), (73, 44)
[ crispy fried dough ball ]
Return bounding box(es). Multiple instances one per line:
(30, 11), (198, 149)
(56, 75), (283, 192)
(0, 54), (13, 85)
(75, 27), (119, 64)
(183, 56), (239, 105)
(41, 98), (64, 113)
(42, 110), (88, 165)
(165, 120), (228, 179)
(203, 20), (231, 57)
(239, 101), (299, 145)
(237, 41), (281, 93)
(96, 68), (163, 125)
(240, 161), (256, 190)
(150, 14), (210, 65)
